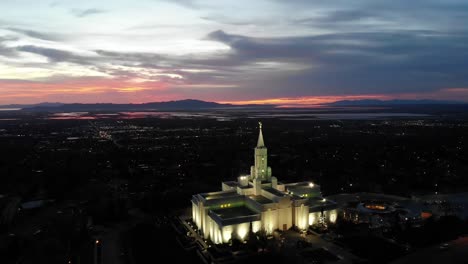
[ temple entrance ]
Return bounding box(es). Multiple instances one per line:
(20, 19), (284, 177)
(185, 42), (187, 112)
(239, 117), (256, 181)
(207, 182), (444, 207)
(283, 224), (287, 231)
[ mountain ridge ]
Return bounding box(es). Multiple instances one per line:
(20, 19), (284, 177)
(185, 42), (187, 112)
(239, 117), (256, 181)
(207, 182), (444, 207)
(15, 99), (274, 111)
(2, 99), (468, 111)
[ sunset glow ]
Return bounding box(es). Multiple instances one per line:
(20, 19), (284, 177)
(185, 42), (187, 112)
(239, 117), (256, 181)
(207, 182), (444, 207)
(1, 1), (468, 105)
(222, 95), (391, 106)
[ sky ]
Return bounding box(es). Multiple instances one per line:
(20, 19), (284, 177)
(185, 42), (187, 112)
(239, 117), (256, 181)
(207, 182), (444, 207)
(1, 0), (468, 105)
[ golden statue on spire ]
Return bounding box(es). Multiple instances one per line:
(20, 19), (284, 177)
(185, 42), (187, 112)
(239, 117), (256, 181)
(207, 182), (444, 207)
(259, 121), (262, 129)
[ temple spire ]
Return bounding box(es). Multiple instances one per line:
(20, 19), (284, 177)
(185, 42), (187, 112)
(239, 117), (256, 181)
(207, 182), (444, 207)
(257, 122), (265, 147)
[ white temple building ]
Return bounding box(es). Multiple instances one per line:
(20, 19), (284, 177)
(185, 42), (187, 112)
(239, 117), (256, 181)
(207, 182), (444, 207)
(192, 123), (338, 244)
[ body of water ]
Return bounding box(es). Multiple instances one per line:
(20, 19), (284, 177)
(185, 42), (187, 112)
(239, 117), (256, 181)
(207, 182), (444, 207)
(0, 108), (21, 111)
(39, 111), (432, 120)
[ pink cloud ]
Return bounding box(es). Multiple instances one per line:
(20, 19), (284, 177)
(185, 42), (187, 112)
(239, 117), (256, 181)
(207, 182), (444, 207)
(0, 77), (174, 104)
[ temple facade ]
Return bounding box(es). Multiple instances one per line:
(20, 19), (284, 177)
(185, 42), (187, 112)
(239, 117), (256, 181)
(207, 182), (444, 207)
(191, 123), (338, 244)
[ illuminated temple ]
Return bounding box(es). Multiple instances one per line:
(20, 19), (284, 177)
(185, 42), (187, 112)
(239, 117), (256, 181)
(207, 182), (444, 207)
(191, 123), (338, 244)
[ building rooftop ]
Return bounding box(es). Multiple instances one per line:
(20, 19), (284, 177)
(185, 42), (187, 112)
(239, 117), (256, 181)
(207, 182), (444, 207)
(263, 186), (287, 197)
(199, 190), (238, 200)
(248, 195), (273, 205)
(223, 181), (239, 187)
(211, 206), (258, 219)
(209, 205), (261, 226)
(308, 198), (338, 212)
(222, 181), (253, 189)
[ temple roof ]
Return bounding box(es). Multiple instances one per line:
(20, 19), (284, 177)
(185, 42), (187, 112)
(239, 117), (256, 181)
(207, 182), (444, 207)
(209, 206), (261, 226)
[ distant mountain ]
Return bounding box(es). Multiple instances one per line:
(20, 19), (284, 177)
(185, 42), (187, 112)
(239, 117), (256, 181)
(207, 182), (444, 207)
(36, 102), (65, 107)
(0, 102), (63, 109)
(22, 99), (274, 112)
(327, 99), (465, 106)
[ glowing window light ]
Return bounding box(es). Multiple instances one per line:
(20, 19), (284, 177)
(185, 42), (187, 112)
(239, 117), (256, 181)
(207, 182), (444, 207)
(298, 211), (307, 229)
(329, 212), (337, 223)
(309, 183), (314, 187)
(309, 214), (315, 225)
(237, 226), (248, 239)
(223, 229), (232, 242)
(252, 221), (261, 233)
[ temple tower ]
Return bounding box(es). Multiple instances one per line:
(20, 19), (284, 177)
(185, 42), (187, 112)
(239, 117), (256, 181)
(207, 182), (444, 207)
(251, 122), (272, 181)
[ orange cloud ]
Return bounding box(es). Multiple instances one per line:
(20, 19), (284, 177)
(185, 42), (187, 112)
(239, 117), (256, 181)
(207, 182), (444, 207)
(0, 77), (169, 104)
(2, 76), (468, 106)
(221, 94), (391, 107)
(115, 87), (151, 93)
(220, 88), (468, 107)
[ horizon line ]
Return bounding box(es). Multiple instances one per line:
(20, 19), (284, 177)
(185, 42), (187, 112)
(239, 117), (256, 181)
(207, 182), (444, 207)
(1, 97), (468, 108)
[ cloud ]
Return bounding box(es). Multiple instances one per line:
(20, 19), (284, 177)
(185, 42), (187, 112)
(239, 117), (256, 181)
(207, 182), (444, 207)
(276, 0), (468, 32)
(293, 9), (381, 27)
(17, 45), (90, 64)
(6, 27), (60, 41)
(0, 36), (18, 57)
(49, 1), (60, 7)
(0, 76), (171, 104)
(200, 15), (258, 26)
(4, 0), (468, 103)
(0, 44), (17, 58)
(71, 8), (106, 18)
(6, 24), (468, 101)
(10, 45), (228, 88)
(203, 29), (468, 96)
(160, 0), (201, 9)
(55, 27), (468, 99)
